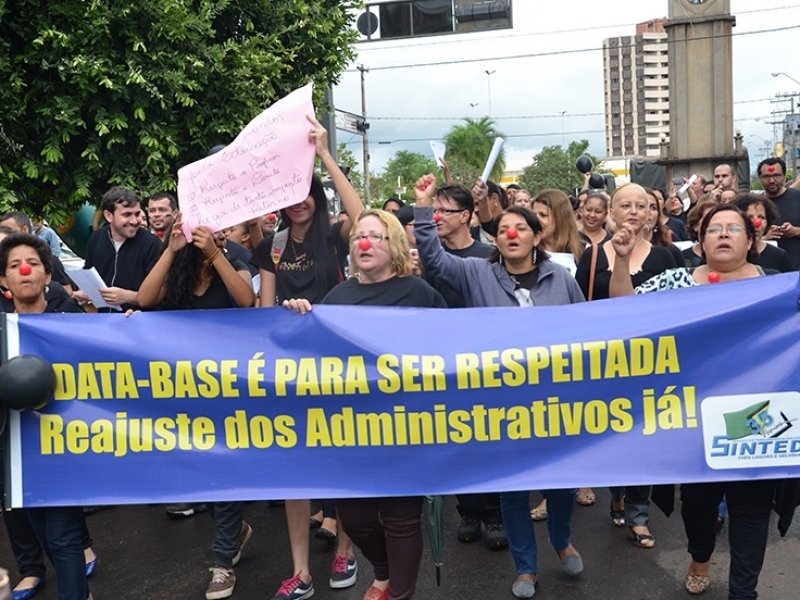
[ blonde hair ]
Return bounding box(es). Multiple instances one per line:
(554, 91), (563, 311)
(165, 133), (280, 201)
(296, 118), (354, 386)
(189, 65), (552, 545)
(532, 189), (584, 262)
(349, 209), (413, 279)
(610, 183), (648, 206)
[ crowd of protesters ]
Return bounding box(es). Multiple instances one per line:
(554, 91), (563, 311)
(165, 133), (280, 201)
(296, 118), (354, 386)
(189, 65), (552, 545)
(1, 115), (799, 600)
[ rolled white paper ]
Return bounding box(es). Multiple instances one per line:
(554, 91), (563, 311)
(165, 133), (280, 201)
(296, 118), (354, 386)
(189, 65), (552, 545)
(679, 174), (697, 195)
(480, 137), (505, 183)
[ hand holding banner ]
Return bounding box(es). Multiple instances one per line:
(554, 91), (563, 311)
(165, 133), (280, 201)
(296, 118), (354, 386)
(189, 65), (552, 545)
(177, 83), (316, 238)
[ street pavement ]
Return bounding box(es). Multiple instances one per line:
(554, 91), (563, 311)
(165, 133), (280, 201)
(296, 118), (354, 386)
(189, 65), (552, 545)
(1, 489), (798, 599)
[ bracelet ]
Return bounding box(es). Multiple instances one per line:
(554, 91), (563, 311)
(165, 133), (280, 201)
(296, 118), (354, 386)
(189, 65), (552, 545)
(203, 248), (221, 265)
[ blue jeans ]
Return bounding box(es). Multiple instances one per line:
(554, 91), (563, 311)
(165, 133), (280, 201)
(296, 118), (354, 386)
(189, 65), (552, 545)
(500, 489), (575, 575)
(209, 502), (244, 567)
(26, 506), (88, 600)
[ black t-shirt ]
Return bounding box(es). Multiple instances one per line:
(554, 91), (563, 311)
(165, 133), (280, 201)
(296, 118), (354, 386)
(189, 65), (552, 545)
(249, 222), (348, 304)
(226, 240), (258, 277)
(772, 187), (800, 268)
(681, 246), (705, 268)
(423, 240), (494, 308)
(755, 243), (795, 273)
(576, 244), (677, 300)
(321, 275), (447, 308)
(511, 268), (539, 290)
(159, 258), (249, 311)
(578, 230), (612, 246)
(667, 217), (688, 242)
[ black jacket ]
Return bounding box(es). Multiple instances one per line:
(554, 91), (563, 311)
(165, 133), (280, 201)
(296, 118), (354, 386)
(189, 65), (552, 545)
(83, 226), (161, 311)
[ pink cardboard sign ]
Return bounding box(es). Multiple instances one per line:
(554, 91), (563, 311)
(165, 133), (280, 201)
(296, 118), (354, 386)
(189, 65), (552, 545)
(177, 83), (316, 237)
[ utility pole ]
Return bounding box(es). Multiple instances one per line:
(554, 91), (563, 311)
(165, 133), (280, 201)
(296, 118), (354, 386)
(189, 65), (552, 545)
(358, 64), (371, 205)
(771, 92), (800, 178)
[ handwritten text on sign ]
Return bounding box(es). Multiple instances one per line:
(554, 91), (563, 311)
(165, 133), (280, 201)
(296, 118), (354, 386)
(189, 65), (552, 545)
(177, 83), (316, 234)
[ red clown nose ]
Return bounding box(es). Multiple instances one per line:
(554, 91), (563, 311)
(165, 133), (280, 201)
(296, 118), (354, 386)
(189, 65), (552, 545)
(768, 165), (776, 173)
(506, 227), (519, 239)
(433, 213), (441, 223)
(358, 238), (372, 251)
(267, 213), (277, 222)
(18, 263), (32, 276)
(752, 217), (763, 229)
(708, 272), (721, 283)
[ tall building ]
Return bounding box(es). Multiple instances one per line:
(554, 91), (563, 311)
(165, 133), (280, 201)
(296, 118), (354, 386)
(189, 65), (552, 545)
(603, 19), (669, 159)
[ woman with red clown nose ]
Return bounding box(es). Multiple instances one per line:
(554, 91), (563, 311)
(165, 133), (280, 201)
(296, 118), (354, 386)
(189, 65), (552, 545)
(0, 233), (93, 600)
(283, 209), (446, 600)
(411, 173), (585, 599)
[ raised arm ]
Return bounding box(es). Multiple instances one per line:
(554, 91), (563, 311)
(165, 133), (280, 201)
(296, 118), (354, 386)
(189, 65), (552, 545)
(308, 115), (363, 240)
(137, 216), (188, 308)
(412, 173), (480, 298)
(192, 227), (255, 308)
(608, 223), (637, 298)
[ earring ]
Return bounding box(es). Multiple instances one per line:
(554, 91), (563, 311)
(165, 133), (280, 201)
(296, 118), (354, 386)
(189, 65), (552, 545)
(533, 247), (538, 264)
(44, 285), (49, 295)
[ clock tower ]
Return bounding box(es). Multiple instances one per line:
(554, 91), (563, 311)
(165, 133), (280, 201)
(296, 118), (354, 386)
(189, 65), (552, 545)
(661, 0), (744, 186)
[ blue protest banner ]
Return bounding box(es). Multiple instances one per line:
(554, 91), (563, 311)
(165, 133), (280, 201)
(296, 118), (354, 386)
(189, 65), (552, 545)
(6, 272), (800, 507)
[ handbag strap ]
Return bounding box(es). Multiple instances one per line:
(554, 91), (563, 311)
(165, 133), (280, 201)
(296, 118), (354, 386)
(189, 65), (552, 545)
(587, 242), (599, 301)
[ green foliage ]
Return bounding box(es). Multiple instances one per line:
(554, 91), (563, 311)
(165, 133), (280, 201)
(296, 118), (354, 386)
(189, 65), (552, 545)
(0, 0), (357, 221)
(443, 117), (504, 182)
(371, 150), (438, 203)
(518, 140), (604, 195)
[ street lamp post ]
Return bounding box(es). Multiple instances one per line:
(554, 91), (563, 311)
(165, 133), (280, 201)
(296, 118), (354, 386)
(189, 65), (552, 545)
(484, 70), (496, 117)
(470, 102), (479, 118)
(559, 111), (567, 146)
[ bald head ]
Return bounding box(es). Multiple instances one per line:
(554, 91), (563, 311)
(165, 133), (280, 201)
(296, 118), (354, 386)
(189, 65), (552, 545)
(713, 164), (737, 191)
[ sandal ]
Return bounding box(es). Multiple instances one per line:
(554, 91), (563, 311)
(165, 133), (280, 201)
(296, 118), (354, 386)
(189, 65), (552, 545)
(629, 526), (655, 549)
(685, 574), (710, 595)
(609, 501), (625, 527)
(576, 489), (596, 506)
(530, 507), (548, 521)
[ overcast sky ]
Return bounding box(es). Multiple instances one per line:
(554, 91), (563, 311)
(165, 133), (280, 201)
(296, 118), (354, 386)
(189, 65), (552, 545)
(331, 0), (800, 175)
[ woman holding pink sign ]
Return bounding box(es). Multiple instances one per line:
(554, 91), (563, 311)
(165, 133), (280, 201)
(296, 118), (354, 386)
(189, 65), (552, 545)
(250, 116), (364, 600)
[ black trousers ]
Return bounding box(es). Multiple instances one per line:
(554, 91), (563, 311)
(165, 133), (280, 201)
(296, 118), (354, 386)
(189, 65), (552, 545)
(455, 492), (501, 521)
(681, 480), (776, 600)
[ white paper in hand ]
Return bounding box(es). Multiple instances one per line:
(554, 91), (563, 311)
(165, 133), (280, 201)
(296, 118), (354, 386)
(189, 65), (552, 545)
(480, 137), (505, 183)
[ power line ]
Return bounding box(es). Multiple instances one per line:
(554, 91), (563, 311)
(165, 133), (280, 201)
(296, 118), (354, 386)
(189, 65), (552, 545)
(342, 129), (607, 145)
(352, 4), (800, 51)
(367, 99), (774, 122)
(344, 23), (800, 73)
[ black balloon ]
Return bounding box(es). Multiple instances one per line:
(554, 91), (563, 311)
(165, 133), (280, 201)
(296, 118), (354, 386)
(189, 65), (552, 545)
(589, 173), (606, 189)
(575, 155), (593, 174)
(0, 355), (56, 411)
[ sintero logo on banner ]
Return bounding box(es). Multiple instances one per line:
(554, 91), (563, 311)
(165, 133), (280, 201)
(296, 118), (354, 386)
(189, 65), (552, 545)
(701, 392), (800, 469)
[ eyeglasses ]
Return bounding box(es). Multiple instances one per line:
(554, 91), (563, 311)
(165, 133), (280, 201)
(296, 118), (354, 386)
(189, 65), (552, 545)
(705, 224), (746, 236)
(760, 173), (784, 180)
(350, 233), (389, 245)
(433, 208), (465, 216)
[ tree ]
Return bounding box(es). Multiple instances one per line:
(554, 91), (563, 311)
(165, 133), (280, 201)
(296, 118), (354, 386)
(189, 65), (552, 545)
(0, 0), (357, 222)
(317, 143), (362, 198)
(518, 140), (604, 195)
(443, 117), (505, 182)
(371, 150), (438, 203)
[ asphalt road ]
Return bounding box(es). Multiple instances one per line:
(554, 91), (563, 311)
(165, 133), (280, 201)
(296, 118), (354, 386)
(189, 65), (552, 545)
(1, 489), (798, 599)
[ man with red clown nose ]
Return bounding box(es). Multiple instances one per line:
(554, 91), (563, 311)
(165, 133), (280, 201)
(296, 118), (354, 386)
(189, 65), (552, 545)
(758, 156), (800, 268)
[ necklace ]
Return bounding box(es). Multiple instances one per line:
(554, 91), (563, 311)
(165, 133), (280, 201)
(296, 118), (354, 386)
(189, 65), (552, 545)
(290, 237), (307, 262)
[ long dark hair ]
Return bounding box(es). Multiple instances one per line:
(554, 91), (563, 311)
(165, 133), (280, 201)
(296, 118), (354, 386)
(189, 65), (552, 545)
(160, 242), (226, 310)
(278, 175), (340, 300)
